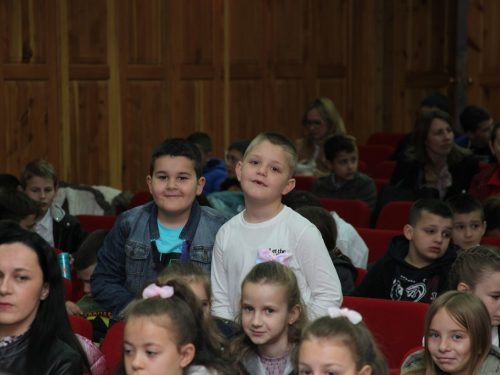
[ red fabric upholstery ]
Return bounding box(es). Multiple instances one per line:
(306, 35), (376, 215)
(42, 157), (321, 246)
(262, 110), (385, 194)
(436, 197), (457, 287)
(354, 267), (367, 287)
(75, 215), (118, 233)
(358, 160), (367, 174)
(367, 132), (407, 148)
(63, 277), (73, 302)
(481, 236), (500, 248)
(373, 161), (397, 179)
(342, 296), (428, 369)
(374, 178), (389, 196)
(355, 228), (402, 264)
(479, 162), (491, 172)
(101, 321), (125, 374)
(319, 198), (370, 228)
(376, 201), (413, 230)
(68, 314), (93, 341)
(129, 191), (151, 209)
(357, 145), (395, 176)
(293, 175), (315, 192)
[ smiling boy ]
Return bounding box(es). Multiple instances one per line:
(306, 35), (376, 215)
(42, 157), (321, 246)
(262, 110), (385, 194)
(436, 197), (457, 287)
(312, 135), (376, 213)
(91, 138), (226, 321)
(355, 199), (458, 303)
(211, 132), (342, 320)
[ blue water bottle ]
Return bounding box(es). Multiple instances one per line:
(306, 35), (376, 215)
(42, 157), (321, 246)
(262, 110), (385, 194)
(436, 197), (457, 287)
(57, 253), (72, 280)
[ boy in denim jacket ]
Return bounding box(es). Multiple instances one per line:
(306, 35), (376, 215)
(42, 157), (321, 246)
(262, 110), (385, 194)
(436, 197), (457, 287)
(91, 139), (227, 321)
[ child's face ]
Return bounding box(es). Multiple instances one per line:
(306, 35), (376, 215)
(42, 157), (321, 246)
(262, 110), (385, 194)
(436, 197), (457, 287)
(146, 156), (205, 226)
(327, 150), (358, 185)
(19, 213), (38, 231)
(298, 337), (371, 375)
(22, 176), (57, 216)
(427, 308), (471, 375)
(240, 282), (300, 356)
(0, 242), (49, 337)
(404, 211), (453, 268)
(469, 118), (493, 147)
(489, 129), (500, 164)
(76, 263), (97, 297)
(124, 316), (193, 375)
(452, 211), (486, 252)
(187, 281), (210, 317)
(459, 270), (500, 326)
(235, 141), (295, 205)
(226, 149), (244, 179)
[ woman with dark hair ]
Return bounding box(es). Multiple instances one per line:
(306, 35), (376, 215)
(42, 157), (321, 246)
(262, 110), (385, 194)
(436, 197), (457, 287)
(0, 221), (90, 374)
(295, 97), (346, 176)
(390, 110), (480, 200)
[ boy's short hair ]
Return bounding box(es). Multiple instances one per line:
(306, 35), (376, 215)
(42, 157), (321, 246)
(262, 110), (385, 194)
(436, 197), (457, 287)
(244, 132), (298, 177)
(324, 135), (356, 162)
(150, 138), (203, 179)
(421, 93), (450, 113)
(460, 106), (491, 133)
(228, 140), (251, 155)
(20, 159), (57, 189)
(74, 229), (108, 271)
(483, 196), (500, 232)
(0, 174), (20, 193)
(282, 190), (322, 210)
(446, 194), (485, 222)
(0, 190), (42, 222)
(186, 132), (212, 153)
(408, 198), (454, 227)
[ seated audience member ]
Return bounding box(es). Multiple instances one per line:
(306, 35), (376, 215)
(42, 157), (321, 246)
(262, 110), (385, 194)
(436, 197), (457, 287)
(0, 221), (90, 374)
(0, 189), (42, 230)
(282, 190), (368, 269)
(390, 110), (479, 201)
(187, 132), (228, 195)
(66, 230), (111, 344)
(390, 93), (451, 161)
(484, 195), (500, 237)
(219, 139), (251, 192)
(18, 159), (88, 253)
(469, 122), (500, 202)
(295, 206), (357, 295)
(446, 194), (486, 255)
(312, 135), (376, 212)
(0, 173), (20, 193)
(296, 97), (346, 176)
(354, 199), (458, 302)
(455, 105), (493, 162)
(91, 138), (226, 322)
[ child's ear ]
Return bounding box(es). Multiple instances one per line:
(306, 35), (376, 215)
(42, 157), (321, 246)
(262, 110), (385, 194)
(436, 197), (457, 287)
(457, 282), (471, 292)
(17, 185), (23, 192)
(358, 365), (372, 375)
(403, 224), (413, 240)
(196, 177), (206, 195)
(146, 175), (153, 194)
(288, 304), (301, 325)
(282, 178), (296, 196)
(235, 161), (243, 182)
(179, 343), (195, 368)
(324, 159), (333, 171)
(481, 220), (487, 236)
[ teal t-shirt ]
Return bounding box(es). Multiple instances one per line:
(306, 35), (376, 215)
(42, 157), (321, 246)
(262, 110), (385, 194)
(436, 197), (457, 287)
(156, 220), (184, 266)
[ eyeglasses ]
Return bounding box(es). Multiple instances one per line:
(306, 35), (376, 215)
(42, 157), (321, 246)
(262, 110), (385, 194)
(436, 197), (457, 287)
(302, 120), (325, 128)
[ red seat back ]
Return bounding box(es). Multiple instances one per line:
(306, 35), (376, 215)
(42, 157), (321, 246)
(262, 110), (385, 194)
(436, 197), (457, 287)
(354, 267), (367, 287)
(293, 176), (315, 192)
(75, 215), (118, 233)
(481, 236), (500, 248)
(128, 191), (151, 209)
(356, 228), (402, 264)
(376, 201), (413, 230)
(357, 160), (367, 174)
(367, 132), (407, 148)
(373, 161), (397, 179)
(101, 321), (125, 374)
(343, 296), (428, 369)
(479, 162), (491, 172)
(63, 277), (73, 301)
(319, 198), (370, 228)
(357, 145), (395, 176)
(373, 178), (389, 196)
(68, 314), (93, 341)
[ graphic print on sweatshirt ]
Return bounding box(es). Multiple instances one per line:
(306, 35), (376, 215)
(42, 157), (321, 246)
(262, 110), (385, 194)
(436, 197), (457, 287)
(390, 274), (439, 303)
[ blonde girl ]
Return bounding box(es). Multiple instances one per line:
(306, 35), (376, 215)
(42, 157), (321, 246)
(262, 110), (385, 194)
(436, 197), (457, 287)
(231, 262), (306, 375)
(298, 308), (387, 375)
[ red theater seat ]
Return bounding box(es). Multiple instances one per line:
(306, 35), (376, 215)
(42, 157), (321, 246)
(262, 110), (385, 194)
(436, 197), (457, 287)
(68, 314), (93, 341)
(367, 132), (407, 148)
(376, 201), (413, 230)
(355, 228), (402, 264)
(319, 198), (370, 228)
(129, 191), (151, 209)
(101, 321), (125, 374)
(354, 268), (367, 287)
(357, 145), (395, 176)
(373, 161), (397, 179)
(76, 215), (117, 233)
(293, 175), (315, 192)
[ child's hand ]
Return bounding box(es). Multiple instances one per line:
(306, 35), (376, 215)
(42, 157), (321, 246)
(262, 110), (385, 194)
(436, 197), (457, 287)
(65, 301), (83, 316)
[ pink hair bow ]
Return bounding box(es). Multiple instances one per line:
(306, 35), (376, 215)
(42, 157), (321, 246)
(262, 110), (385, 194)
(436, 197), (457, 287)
(327, 307), (362, 325)
(255, 249), (292, 267)
(142, 283), (174, 299)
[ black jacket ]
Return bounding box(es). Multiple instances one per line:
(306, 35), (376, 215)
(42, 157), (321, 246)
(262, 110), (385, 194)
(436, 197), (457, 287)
(354, 235), (457, 303)
(0, 330), (82, 375)
(50, 204), (89, 253)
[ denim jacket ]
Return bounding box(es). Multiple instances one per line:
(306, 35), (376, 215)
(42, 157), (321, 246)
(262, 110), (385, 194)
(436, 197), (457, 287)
(90, 200), (226, 321)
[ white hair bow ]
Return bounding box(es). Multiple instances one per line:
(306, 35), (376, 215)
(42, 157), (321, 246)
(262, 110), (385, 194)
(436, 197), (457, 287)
(142, 283), (174, 299)
(327, 307), (363, 325)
